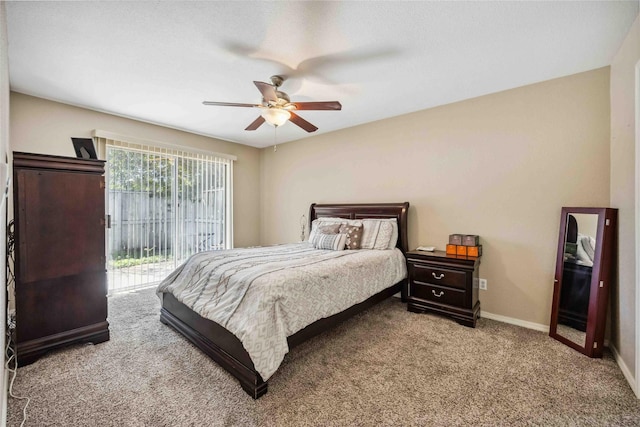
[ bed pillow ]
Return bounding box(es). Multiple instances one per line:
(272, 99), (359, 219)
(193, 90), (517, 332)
(579, 234), (596, 261)
(308, 220), (339, 242)
(360, 219), (398, 250)
(387, 220), (399, 249)
(576, 233), (595, 266)
(317, 223), (342, 233)
(309, 223), (342, 246)
(312, 233), (347, 251)
(311, 217), (348, 226)
(308, 218), (349, 242)
(339, 224), (363, 250)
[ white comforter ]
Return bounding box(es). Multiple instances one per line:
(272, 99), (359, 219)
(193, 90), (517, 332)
(157, 243), (407, 380)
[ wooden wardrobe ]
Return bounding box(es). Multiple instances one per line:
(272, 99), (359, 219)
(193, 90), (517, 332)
(13, 152), (109, 366)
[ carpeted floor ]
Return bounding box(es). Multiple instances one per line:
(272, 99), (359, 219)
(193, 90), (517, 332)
(7, 288), (640, 426)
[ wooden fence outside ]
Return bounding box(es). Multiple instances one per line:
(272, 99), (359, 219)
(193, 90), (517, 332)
(107, 190), (224, 260)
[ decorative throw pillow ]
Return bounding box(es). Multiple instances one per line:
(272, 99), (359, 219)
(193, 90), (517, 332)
(339, 224), (363, 250)
(308, 219), (346, 243)
(312, 233), (347, 251)
(309, 224), (341, 246)
(317, 223), (341, 234)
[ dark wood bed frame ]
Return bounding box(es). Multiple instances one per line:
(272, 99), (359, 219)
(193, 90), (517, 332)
(159, 202), (410, 399)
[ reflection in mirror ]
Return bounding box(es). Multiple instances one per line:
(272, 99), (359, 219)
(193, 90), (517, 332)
(555, 213), (597, 348)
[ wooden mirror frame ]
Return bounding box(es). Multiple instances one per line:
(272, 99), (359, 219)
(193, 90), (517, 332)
(549, 207), (617, 357)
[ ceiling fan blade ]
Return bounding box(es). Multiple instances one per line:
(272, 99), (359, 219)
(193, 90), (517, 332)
(254, 81), (278, 103)
(203, 101), (258, 107)
(245, 116), (265, 131)
(292, 101), (342, 111)
(289, 112), (318, 133)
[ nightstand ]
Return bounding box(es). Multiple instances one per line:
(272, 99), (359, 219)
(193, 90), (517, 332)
(406, 250), (481, 327)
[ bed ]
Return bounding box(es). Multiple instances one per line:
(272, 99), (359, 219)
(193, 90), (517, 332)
(158, 202), (409, 399)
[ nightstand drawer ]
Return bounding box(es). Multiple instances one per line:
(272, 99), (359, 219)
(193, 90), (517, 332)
(409, 263), (466, 289)
(411, 282), (466, 307)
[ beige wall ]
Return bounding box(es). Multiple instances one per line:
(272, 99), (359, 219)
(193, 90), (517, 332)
(1, 2), (9, 423)
(610, 14), (639, 381)
(260, 68), (611, 326)
(9, 92), (261, 248)
(573, 213), (598, 240)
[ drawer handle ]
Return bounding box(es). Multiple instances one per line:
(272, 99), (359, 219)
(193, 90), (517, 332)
(432, 290), (444, 298)
(432, 272), (445, 280)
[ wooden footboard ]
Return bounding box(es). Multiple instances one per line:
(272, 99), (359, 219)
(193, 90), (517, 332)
(160, 293), (266, 398)
(160, 280), (404, 399)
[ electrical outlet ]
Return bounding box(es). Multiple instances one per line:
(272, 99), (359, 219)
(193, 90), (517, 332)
(479, 278), (487, 290)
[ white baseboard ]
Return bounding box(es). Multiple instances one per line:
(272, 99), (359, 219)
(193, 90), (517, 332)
(481, 311), (549, 333)
(610, 344), (638, 398)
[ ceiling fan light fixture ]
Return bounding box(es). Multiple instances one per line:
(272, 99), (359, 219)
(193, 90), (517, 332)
(203, 77), (339, 132)
(261, 108), (291, 127)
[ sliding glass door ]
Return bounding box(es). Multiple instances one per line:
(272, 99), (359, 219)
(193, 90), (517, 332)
(104, 143), (231, 294)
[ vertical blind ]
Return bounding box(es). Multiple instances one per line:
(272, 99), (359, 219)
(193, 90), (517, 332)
(95, 134), (234, 294)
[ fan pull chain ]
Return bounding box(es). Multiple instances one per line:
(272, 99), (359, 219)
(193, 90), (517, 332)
(273, 125), (278, 152)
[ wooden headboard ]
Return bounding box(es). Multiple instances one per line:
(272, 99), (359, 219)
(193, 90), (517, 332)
(309, 202), (410, 254)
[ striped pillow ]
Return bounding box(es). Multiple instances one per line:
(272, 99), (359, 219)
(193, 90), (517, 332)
(309, 226), (339, 246)
(360, 219), (398, 250)
(312, 233), (347, 251)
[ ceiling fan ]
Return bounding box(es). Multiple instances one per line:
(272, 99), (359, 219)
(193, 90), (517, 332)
(202, 75), (341, 133)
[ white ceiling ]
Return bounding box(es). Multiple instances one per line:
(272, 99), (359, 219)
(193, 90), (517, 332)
(6, 1), (639, 148)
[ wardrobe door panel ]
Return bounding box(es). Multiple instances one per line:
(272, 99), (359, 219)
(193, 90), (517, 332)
(17, 169), (105, 283)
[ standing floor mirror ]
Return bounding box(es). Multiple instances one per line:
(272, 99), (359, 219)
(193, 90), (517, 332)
(549, 207), (617, 357)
